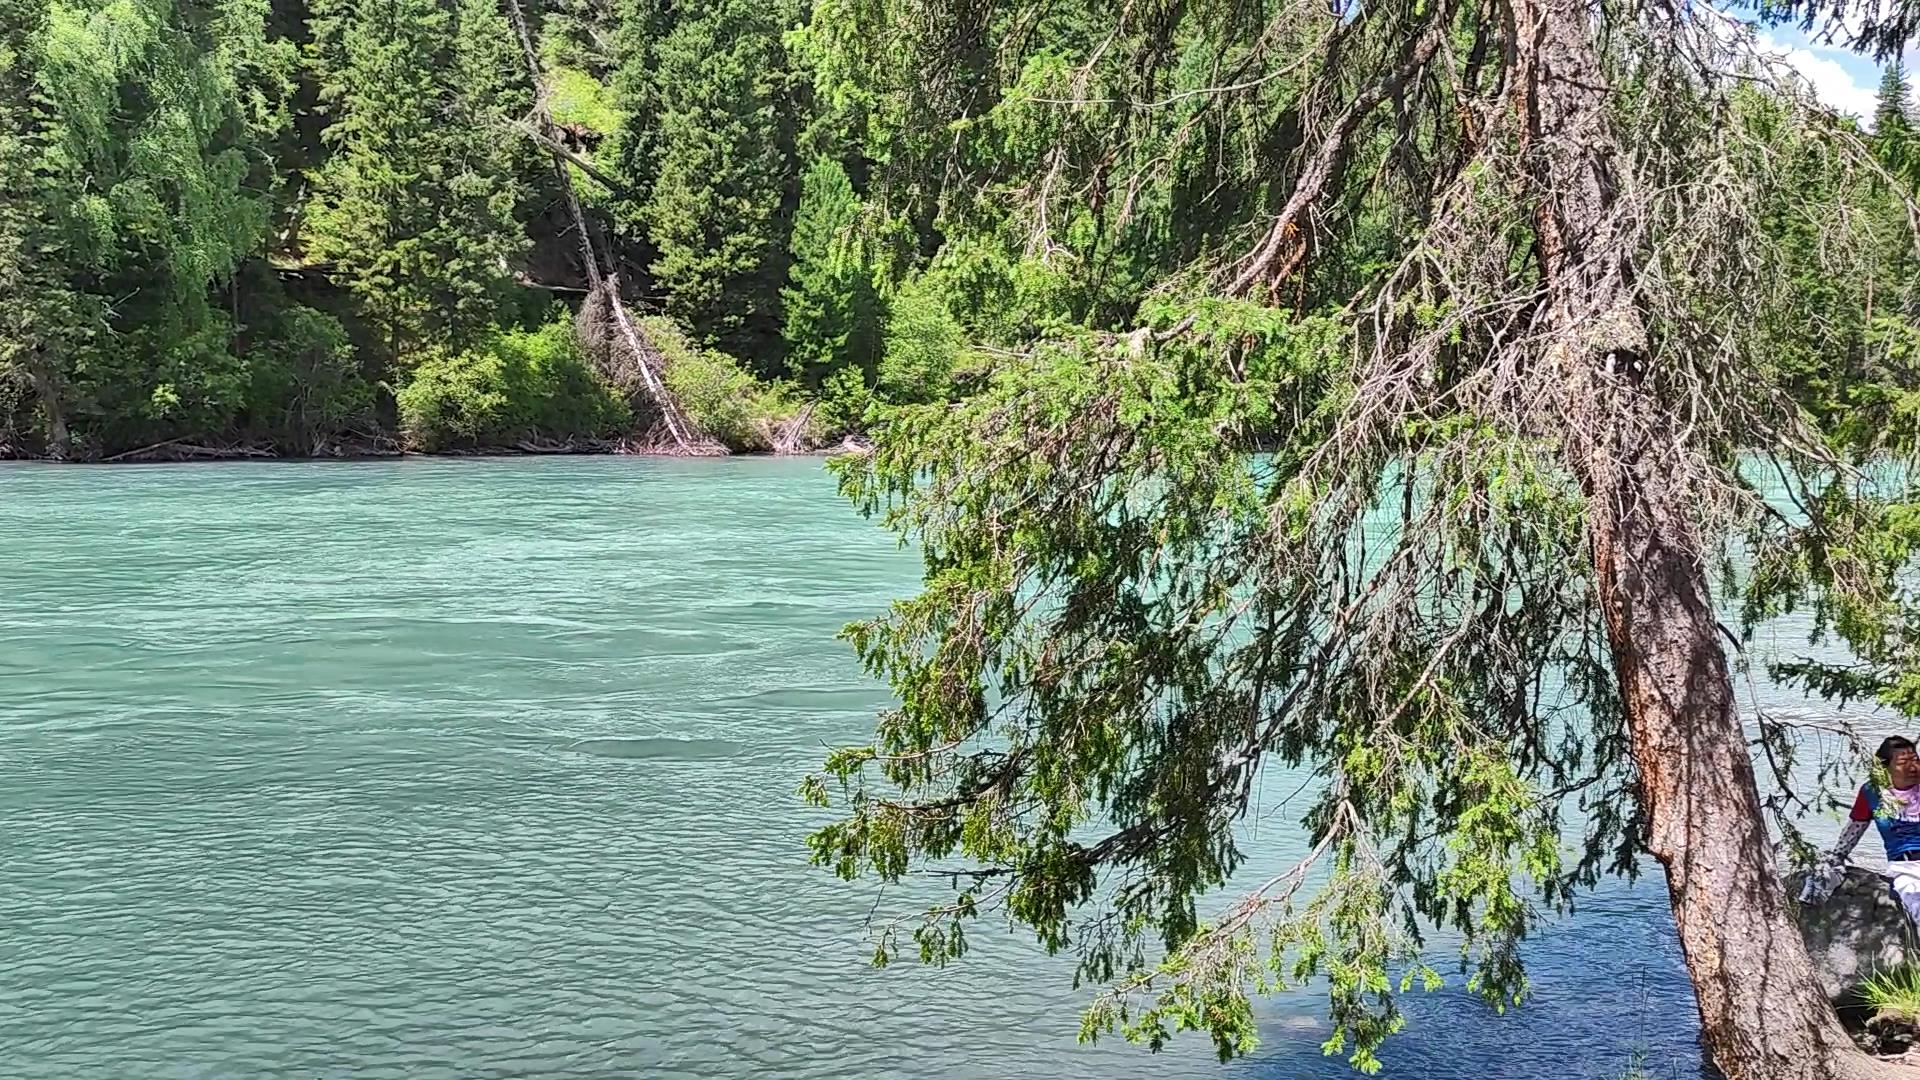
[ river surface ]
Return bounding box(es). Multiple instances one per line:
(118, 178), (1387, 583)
(2, 455), (1856, 1079)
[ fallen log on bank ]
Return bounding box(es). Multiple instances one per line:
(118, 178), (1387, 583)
(103, 440), (277, 463)
(576, 280), (724, 455)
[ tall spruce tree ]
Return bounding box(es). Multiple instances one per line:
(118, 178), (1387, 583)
(637, 0), (794, 365)
(1877, 59), (1914, 177)
(304, 0), (527, 356)
(782, 158), (879, 386)
(1878, 59), (1912, 134)
(606, 0), (671, 234)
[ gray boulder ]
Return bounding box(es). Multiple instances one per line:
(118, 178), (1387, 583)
(1789, 865), (1915, 1002)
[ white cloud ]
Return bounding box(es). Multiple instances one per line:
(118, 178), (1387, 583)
(1754, 32), (1882, 120)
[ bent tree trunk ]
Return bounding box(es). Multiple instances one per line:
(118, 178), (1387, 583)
(1592, 457), (1874, 1079)
(1512, 0), (1910, 1076)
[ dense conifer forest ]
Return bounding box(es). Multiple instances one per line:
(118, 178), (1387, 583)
(0, 0), (968, 457)
(2, 0), (1918, 462)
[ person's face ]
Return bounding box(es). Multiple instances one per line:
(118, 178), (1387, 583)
(1890, 747), (1920, 789)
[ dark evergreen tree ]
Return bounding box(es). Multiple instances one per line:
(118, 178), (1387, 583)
(1876, 59), (1914, 181)
(1877, 58), (1912, 136)
(637, 0), (794, 365)
(606, 0), (672, 232)
(782, 158), (881, 386)
(305, 0), (528, 356)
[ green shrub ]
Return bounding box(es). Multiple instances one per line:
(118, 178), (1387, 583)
(923, 233), (1087, 346)
(245, 304), (373, 451)
(643, 316), (805, 451)
(814, 365), (874, 439)
(877, 278), (963, 405)
(396, 316), (629, 450)
(546, 67), (623, 136)
(92, 311), (248, 450)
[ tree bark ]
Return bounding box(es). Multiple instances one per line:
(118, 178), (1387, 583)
(1511, 0), (1915, 1076)
(26, 351), (68, 462)
(1591, 450), (1886, 1080)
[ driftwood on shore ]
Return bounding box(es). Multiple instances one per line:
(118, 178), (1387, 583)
(85, 427), (407, 463)
(769, 402), (817, 456)
(102, 439), (276, 463)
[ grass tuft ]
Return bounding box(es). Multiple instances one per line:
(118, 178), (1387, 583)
(1863, 963), (1920, 1025)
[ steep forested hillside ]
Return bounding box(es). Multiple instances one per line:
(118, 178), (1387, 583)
(0, 0), (867, 458)
(0, 0), (1917, 468)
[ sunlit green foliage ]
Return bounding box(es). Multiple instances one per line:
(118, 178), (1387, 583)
(875, 278), (964, 405)
(0, 0), (296, 456)
(4, 0), (1210, 457)
(396, 315), (628, 450)
(806, 300), (1600, 1071)
(240, 287), (374, 452)
(1876, 60), (1913, 169)
(645, 316), (809, 451)
(604, 0), (672, 227)
(0, 0), (82, 454)
(546, 66), (622, 137)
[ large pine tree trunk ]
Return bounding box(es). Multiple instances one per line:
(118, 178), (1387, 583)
(1591, 456), (1880, 1080)
(1512, 0), (1914, 1076)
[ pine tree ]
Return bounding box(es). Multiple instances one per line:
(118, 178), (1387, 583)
(638, 0), (794, 365)
(781, 158), (880, 386)
(1876, 58), (1912, 136)
(1875, 58), (1913, 176)
(606, 0), (672, 234)
(305, 0), (527, 356)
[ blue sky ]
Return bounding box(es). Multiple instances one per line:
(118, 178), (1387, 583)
(1747, 8), (1903, 122)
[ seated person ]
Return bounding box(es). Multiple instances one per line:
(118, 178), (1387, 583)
(1810, 735), (1920, 921)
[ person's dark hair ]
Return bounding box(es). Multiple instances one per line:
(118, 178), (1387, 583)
(1878, 735), (1917, 766)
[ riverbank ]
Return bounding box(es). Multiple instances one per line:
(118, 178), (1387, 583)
(0, 434), (874, 465)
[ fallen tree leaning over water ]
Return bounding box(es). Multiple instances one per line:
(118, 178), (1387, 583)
(502, 0), (718, 456)
(802, 1), (1920, 1078)
(574, 278), (722, 455)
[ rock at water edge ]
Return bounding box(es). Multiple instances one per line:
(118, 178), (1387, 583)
(1788, 865), (1914, 1002)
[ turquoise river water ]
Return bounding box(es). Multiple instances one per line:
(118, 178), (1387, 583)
(5, 455), (1847, 1079)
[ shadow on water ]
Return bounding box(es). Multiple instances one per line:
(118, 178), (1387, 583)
(1243, 875), (1721, 1080)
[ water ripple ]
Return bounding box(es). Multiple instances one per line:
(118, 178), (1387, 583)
(0, 458), (1712, 1079)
